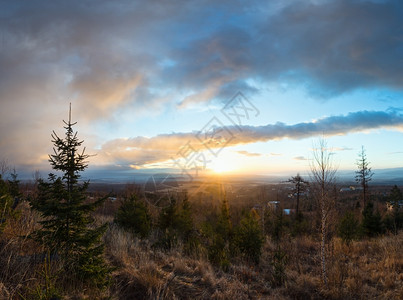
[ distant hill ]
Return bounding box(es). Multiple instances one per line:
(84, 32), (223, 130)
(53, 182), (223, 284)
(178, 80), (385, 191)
(336, 168), (403, 185)
(15, 166), (403, 186)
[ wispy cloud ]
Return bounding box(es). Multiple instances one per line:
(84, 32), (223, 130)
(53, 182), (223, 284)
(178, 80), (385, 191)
(236, 150), (262, 157)
(293, 156), (309, 161)
(100, 110), (403, 167)
(333, 147), (353, 151)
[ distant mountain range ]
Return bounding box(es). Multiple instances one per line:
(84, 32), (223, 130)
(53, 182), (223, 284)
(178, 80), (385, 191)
(81, 167), (403, 185)
(16, 166), (403, 186)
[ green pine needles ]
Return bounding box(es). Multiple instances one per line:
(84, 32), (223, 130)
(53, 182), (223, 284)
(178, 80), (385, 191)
(30, 106), (110, 289)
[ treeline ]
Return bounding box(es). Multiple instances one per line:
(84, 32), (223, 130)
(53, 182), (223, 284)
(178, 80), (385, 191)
(112, 181), (403, 261)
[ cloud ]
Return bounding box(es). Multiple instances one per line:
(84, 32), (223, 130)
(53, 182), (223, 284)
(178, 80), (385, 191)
(166, 0), (403, 105)
(333, 147), (353, 151)
(0, 0), (175, 119)
(100, 109), (403, 167)
(2, 0), (402, 118)
(236, 150), (262, 157)
(1, 0), (403, 169)
(251, 0), (403, 97)
(293, 156), (308, 161)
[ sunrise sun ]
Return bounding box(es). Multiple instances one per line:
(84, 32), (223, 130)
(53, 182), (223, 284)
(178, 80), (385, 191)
(209, 157), (237, 174)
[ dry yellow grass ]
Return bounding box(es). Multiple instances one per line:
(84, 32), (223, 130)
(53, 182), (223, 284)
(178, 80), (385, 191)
(103, 221), (402, 299)
(1, 201), (402, 299)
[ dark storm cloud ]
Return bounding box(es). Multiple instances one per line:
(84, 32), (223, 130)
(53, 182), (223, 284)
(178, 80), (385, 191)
(165, 0), (403, 104)
(1, 0), (402, 167)
(254, 0), (403, 97)
(2, 0), (402, 112)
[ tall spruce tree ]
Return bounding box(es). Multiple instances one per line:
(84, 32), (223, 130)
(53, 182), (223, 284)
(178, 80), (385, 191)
(30, 106), (110, 287)
(355, 146), (373, 207)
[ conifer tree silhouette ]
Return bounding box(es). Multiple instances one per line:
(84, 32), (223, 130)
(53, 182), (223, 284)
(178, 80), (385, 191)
(30, 105), (110, 287)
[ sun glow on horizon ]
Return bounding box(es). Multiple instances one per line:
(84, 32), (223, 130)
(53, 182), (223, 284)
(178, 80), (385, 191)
(208, 156), (239, 174)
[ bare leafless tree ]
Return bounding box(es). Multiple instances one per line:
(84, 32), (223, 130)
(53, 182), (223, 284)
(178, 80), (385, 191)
(0, 158), (10, 178)
(310, 138), (337, 287)
(32, 169), (42, 183)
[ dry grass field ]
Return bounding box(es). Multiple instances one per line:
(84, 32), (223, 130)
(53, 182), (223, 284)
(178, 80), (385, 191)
(102, 225), (402, 299)
(1, 196), (402, 299)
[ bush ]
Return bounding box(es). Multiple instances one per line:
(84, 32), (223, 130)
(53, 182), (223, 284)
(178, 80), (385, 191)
(265, 210), (287, 243)
(203, 225), (230, 270)
(0, 175), (14, 233)
(155, 195), (199, 252)
(337, 211), (359, 244)
(201, 198), (233, 270)
(177, 196), (199, 254)
(291, 212), (309, 237)
(383, 211), (403, 235)
(270, 249), (287, 287)
(114, 196), (152, 239)
(361, 202), (383, 237)
(383, 185), (403, 235)
(233, 210), (264, 264)
(155, 199), (179, 250)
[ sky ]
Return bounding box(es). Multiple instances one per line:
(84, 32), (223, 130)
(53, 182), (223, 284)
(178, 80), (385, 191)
(1, 0), (403, 181)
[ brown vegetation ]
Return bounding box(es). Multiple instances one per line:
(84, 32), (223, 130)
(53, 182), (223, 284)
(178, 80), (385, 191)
(1, 192), (402, 299)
